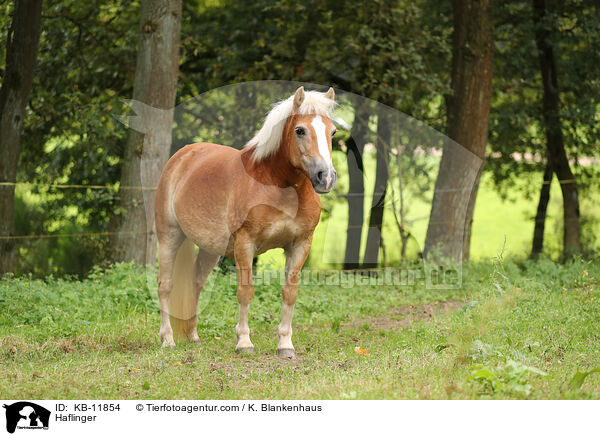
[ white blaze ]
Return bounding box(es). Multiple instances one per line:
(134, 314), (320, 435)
(311, 115), (332, 164)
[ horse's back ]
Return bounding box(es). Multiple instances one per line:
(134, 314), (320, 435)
(162, 142), (238, 175)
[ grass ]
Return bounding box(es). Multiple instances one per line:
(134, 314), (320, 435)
(1, 257), (599, 399)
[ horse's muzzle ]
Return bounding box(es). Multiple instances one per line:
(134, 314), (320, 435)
(309, 162), (337, 194)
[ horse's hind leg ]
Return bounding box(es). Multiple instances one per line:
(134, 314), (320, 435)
(234, 232), (256, 354)
(188, 249), (219, 343)
(157, 229), (185, 347)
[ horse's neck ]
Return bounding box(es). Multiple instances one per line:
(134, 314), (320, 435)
(242, 143), (307, 191)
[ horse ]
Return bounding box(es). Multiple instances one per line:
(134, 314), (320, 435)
(154, 86), (338, 357)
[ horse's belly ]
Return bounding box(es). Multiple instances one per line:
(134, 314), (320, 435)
(254, 219), (310, 254)
(176, 208), (233, 256)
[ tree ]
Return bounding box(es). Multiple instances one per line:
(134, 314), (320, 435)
(112, 0), (182, 264)
(342, 103), (369, 269)
(488, 1), (599, 258)
(533, 0), (581, 256)
(0, 0), (43, 274)
(363, 108), (390, 267)
(531, 161), (552, 257)
(424, 0), (494, 261)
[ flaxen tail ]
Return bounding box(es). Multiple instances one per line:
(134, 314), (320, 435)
(168, 238), (197, 340)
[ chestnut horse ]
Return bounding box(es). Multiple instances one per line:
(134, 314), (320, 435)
(154, 87), (337, 357)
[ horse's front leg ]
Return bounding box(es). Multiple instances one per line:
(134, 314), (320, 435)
(278, 236), (312, 358)
(234, 233), (256, 354)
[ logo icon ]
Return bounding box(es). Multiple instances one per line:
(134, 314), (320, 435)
(2, 402), (50, 434)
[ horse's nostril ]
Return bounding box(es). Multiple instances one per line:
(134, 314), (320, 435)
(317, 170), (324, 183)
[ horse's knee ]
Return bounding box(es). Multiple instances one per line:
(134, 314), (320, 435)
(282, 284), (298, 306)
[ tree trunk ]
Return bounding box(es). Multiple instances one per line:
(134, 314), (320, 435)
(0, 0), (43, 274)
(424, 0), (493, 262)
(394, 143), (410, 259)
(461, 165), (484, 260)
(343, 102), (369, 269)
(363, 109), (390, 268)
(533, 0), (581, 258)
(112, 0), (182, 264)
(531, 161), (553, 258)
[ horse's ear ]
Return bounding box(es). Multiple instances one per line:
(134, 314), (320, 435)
(293, 86), (305, 111)
(324, 87), (335, 101)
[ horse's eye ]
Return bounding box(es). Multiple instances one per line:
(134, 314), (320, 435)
(331, 129), (337, 137)
(295, 127), (306, 136)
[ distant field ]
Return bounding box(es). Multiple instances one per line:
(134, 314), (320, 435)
(1, 259), (599, 399)
(257, 150), (600, 269)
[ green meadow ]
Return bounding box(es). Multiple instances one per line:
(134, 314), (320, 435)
(1, 256), (599, 399)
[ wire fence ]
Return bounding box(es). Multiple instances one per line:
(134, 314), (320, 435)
(0, 181), (156, 190)
(0, 175), (580, 241)
(0, 231), (149, 240)
(0, 181), (154, 241)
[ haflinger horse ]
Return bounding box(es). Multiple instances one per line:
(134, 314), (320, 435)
(154, 86), (337, 358)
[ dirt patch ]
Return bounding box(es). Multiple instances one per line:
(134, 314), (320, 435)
(0, 334), (154, 358)
(207, 351), (306, 376)
(346, 300), (464, 330)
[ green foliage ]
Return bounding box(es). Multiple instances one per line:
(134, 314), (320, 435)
(490, 0), (600, 198)
(0, 262), (153, 339)
(12, 191), (110, 276)
(20, 0), (139, 202)
(570, 368), (600, 390)
(469, 360), (548, 396)
(180, 0), (450, 117)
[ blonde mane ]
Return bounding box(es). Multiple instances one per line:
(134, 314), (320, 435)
(245, 90), (337, 161)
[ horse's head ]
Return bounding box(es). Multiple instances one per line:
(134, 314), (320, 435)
(286, 87), (338, 194)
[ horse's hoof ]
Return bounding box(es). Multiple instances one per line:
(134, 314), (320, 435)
(277, 348), (295, 359)
(161, 338), (175, 348)
(236, 347), (255, 355)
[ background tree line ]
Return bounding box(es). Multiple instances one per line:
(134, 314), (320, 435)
(0, 0), (598, 276)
